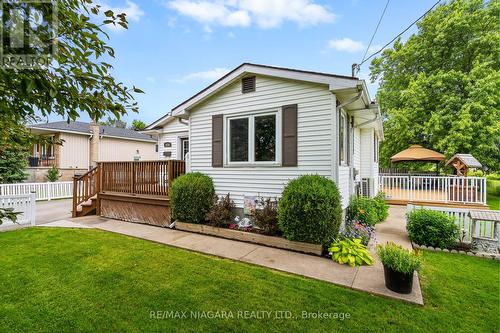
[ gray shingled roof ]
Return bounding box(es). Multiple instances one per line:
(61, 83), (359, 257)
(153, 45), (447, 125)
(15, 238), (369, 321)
(446, 153), (482, 168)
(28, 121), (156, 142)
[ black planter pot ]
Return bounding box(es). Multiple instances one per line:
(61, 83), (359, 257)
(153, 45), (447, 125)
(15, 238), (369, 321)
(383, 265), (414, 294)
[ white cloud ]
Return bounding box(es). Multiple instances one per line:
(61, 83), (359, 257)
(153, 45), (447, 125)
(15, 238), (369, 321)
(167, 0), (335, 29)
(168, 1), (250, 27)
(327, 38), (364, 52)
(368, 44), (382, 54)
(174, 67), (230, 83)
(146, 76), (156, 83)
(98, 1), (144, 31)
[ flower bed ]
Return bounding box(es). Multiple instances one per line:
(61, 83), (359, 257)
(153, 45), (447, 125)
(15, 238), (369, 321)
(175, 221), (323, 255)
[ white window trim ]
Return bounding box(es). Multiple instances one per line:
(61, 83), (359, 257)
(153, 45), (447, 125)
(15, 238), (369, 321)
(224, 109), (282, 167)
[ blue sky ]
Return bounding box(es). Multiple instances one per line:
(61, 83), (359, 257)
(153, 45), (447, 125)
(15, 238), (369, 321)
(47, 0), (438, 126)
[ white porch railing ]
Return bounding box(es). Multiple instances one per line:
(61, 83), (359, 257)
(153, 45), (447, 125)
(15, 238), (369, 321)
(0, 181), (73, 201)
(407, 204), (494, 242)
(380, 175), (487, 205)
(0, 193), (36, 228)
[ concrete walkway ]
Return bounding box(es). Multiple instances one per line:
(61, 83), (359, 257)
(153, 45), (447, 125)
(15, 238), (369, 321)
(39, 205), (423, 305)
(36, 199), (72, 224)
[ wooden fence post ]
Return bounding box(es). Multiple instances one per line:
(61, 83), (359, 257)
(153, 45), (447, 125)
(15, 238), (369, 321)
(72, 176), (78, 218)
(131, 162), (136, 195)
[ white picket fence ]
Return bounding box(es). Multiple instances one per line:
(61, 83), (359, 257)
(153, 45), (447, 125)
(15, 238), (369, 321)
(407, 204), (494, 242)
(0, 193), (36, 229)
(380, 175), (487, 205)
(0, 181), (73, 201)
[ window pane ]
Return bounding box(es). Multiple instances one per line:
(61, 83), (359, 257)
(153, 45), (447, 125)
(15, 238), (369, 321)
(255, 114), (276, 162)
(230, 118), (249, 162)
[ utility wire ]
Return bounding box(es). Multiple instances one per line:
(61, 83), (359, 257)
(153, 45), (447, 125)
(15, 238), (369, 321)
(360, 0), (391, 65)
(354, 0), (442, 74)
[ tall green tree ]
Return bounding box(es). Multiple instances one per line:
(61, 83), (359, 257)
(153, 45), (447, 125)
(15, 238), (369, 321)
(0, 1), (142, 222)
(370, 0), (500, 171)
(130, 119), (146, 131)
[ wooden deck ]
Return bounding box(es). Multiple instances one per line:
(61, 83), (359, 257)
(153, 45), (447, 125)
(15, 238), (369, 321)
(382, 187), (488, 209)
(72, 160), (185, 224)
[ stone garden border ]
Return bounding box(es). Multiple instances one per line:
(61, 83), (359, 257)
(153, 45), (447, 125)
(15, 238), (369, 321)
(412, 242), (500, 260)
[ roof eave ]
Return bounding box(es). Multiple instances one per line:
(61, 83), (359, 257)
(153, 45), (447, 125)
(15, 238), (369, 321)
(170, 63), (359, 118)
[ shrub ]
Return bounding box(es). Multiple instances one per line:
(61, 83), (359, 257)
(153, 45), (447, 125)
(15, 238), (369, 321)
(406, 209), (459, 248)
(205, 194), (235, 227)
(253, 197), (280, 236)
(373, 192), (389, 222)
(377, 242), (421, 274)
(347, 197), (379, 226)
(171, 172), (214, 224)
(277, 175), (342, 245)
(46, 166), (60, 182)
(329, 238), (374, 267)
(341, 220), (374, 246)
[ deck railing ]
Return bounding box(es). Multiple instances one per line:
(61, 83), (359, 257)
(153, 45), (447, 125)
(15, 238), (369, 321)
(100, 160), (185, 196)
(72, 166), (100, 217)
(379, 175), (487, 205)
(72, 160), (185, 217)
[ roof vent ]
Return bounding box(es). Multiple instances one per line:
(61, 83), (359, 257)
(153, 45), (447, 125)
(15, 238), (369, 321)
(241, 76), (255, 93)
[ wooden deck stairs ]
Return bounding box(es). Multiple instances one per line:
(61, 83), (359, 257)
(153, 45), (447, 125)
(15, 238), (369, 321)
(72, 167), (99, 218)
(71, 160), (186, 219)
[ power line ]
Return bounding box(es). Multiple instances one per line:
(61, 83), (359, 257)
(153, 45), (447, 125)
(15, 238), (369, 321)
(353, 0), (442, 75)
(360, 0), (391, 65)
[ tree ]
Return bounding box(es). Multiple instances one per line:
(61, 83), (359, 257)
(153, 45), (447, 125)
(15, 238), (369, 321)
(130, 119), (146, 131)
(0, 1), (142, 222)
(370, 0), (500, 171)
(0, 0), (143, 127)
(100, 116), (127, 128)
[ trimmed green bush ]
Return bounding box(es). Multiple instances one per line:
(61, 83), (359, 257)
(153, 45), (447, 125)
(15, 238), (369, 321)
(171, 172), (215, 224)
(347, 197), (379, 226)
(277, 175), (342, 245)
(406, 209), (459, 248)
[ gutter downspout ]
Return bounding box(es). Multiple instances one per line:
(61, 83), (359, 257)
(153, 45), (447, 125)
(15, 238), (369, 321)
(333, 90), (363, 183)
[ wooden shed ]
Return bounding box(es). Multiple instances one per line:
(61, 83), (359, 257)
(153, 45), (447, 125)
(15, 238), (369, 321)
(446, 154), (482, 176)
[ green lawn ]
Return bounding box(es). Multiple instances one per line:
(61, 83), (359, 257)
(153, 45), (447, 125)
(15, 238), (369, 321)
(0, 228), (498, 333)
(487, 179), (500, 210)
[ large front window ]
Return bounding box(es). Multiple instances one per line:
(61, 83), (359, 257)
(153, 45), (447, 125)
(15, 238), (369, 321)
(227, 112), (279, 165)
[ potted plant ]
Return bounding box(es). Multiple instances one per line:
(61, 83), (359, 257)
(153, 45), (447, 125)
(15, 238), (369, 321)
(376, 242), (421, 294)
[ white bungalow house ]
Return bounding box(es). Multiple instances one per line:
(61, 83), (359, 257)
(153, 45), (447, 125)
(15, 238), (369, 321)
(145, 63), (383, 211)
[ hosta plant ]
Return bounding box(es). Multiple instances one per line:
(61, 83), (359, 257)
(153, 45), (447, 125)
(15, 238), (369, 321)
(328, 238), (374, 267)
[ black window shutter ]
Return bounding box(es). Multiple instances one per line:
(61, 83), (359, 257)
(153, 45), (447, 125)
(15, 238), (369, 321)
(282, 104), (298, 166)
(212, 114), (223, 167)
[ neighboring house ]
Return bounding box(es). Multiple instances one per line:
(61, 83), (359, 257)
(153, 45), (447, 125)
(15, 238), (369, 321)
(27, 121), (157, 182)
(141, 116), (189, 161)
(146, 63), (383, 211)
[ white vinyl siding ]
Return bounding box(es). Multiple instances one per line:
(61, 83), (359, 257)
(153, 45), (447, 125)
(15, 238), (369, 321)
(158, 118), (189, 160)
(98, 137), (157, 161)
(338, 165), (350, 209)
(353, 127), (361, 174)
(59, 133), (90, 169)
(359, 128), (380, 196)
(189, 75), (334, 208)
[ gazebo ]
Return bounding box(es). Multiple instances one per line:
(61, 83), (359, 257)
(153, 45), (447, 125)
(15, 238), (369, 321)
(445, 154), (482, 176)
(390, 144), (445, 175)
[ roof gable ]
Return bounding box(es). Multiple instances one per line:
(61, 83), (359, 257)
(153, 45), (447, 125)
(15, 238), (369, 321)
(28, 121), (156, 142)
(146, 63), (362, 129)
